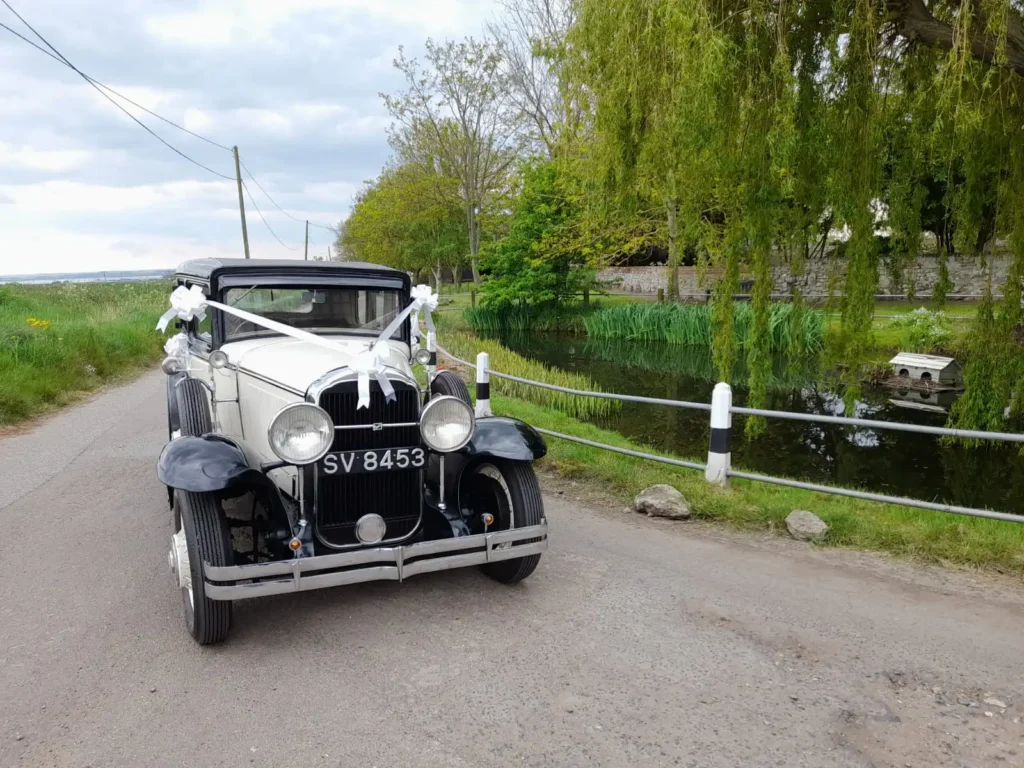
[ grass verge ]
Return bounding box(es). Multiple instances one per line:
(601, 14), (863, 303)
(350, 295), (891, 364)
(490, 392), (1024, 575)
(0, 281), (168, 425)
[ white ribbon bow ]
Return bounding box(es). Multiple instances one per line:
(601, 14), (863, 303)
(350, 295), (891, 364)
(157, 285), (208, 332)
(163, 332), (190, 357)
(156, 283), (441, 411)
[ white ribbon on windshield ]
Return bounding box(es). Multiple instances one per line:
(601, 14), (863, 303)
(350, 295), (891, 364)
(157, 283), (439, 411)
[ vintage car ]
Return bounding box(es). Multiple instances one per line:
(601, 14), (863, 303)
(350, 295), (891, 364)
(156, 258), (548, 644)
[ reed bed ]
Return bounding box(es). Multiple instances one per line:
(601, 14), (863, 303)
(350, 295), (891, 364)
(584, 302), (826, 352)
(464, 304), (592, 333)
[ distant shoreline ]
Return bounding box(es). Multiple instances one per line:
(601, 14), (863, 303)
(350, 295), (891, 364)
(0, 269), (173, 285)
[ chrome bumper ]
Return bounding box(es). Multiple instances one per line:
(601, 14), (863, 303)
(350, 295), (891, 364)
(203, 521), (548, 600)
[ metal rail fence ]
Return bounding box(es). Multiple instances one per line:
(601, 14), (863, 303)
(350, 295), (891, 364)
(435, 343), (1024, 524)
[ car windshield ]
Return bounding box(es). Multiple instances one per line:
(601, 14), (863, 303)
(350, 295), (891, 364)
(221, 285), (405, 342)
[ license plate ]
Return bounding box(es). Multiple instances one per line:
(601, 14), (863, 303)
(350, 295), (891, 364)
(320, 447), (426, 475)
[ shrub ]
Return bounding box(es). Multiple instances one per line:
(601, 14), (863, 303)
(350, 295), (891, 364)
(885, 308), (952, 353)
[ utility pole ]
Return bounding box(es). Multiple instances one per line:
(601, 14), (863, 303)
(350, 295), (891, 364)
(232, 146), (251, 259)
(304, 220), (309, 261)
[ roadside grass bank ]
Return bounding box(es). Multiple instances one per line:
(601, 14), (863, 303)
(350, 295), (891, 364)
(0, 281), (168, 424)
(489, 393), (1024, 574)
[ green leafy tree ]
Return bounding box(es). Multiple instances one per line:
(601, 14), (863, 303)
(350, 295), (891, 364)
(568, 0), (1024, 430)
(382, 39), (524, 283)
(341, 162), (467, 286)
(479, 160), (596, 309)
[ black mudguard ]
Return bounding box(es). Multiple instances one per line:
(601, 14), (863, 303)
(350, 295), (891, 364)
(464, 416), (547, 461)
(427, 417), (547, 515)
(158, 435), (277, 499)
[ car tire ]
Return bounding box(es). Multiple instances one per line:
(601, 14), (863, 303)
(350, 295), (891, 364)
(467, 460), (544, 585)
(175, 377), (212, 436)
(174, 490), (233, 645)
(430, 370), (472, 406)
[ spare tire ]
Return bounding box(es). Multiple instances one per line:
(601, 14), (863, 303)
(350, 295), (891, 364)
(430, 370), (472, 406)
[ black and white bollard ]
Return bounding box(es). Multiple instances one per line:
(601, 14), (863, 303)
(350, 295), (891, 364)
(426, 330), (438, 385)
(705, 382), (732, 486)
(475, 352), (492, 417)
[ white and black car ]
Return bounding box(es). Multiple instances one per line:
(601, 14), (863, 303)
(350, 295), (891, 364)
(157, 259), (548, 644)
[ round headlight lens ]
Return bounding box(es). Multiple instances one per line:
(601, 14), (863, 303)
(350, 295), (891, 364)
(420, 396), (475, 453)
(268, 403), (334, 464)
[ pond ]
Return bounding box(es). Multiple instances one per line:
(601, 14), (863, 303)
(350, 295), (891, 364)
(492, 332), (1024, 514)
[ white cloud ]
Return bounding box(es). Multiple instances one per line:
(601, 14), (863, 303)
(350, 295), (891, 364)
(0, 231), (305, 275)
(0, 179), (235, 214)
(0, 0), (496, 275)
(145, 0), (493, 47)
(0, 142), (92, 173)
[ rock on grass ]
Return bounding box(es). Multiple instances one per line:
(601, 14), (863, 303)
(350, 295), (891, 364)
(786, 510), (829, 542)
(634, 485), (691, 519)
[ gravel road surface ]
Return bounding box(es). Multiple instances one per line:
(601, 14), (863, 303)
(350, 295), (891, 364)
(1, 371), (1022, 767)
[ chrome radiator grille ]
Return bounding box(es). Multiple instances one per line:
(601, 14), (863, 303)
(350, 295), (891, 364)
(315, 380), (422, 547)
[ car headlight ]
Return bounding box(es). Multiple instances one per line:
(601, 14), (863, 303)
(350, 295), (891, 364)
(420, 396), (475, 453)
(268, 403), (334, 464)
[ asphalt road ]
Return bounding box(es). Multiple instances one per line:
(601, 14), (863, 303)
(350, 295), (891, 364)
(1, 371), (1023, 768)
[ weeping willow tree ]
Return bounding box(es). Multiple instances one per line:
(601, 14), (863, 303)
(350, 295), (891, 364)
(568, 0), (1024, 432)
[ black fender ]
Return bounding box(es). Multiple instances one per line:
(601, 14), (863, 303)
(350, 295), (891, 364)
(426, 417), (546, 514)
(157, 434), (288, 518)
(464, 417), (546, 461)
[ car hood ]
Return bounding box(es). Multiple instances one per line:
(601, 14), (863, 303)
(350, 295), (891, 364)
(221, 336), (413, 394)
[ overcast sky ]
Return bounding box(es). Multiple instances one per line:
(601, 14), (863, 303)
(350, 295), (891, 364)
(0, 0), (495, 275)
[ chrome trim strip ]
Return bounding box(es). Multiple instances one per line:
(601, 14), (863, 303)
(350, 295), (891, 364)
(306, 363), (419, 403)
(334, 422), (419, 431)
(202, 521), (548, 600)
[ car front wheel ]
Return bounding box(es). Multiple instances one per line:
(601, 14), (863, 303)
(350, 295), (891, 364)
(171, 490), (233, 645)
(462, 460), (544, 584)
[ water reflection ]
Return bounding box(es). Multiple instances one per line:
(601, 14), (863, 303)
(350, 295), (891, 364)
(492, 331), (1024, 513)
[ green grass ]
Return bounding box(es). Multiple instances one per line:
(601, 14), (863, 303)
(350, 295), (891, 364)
(490, 393), (1024, 574)
(0, 281), (169, 424)
(585, 301), (827, 352)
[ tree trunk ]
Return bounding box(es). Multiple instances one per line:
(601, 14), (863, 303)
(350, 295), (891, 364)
(451, 266), (462, 291)
(432, 261), (443, 291)
(467, 203), (481, 283)
(666, 197), (680, 301)
(889, 0), (1024, 77)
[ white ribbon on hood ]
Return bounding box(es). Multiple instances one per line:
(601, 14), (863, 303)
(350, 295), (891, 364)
(157, 283), (439, 411)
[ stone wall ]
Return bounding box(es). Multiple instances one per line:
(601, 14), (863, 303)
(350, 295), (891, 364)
(598, 253), (1012, 299)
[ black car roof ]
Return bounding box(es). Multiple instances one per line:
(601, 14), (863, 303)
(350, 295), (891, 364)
(174, 258), (409, 288)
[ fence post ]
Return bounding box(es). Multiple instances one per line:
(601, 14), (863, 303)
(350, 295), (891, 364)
(426, 331), (438, 385)
(705, 382), (732, 486)
(583, 287), (590, 305)
(475, 352), (492, 417)
(657, 288), (664, 304)
(471, 289), (477, 308)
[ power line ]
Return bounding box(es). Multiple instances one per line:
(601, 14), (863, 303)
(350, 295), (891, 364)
(0, 22), (232, 153)
(241, 179), (301, 251)
(0, 2), (234, 180)
(239, 159), (337, 233)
